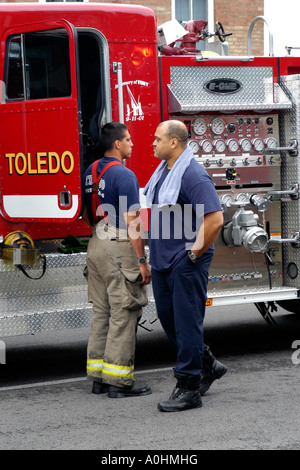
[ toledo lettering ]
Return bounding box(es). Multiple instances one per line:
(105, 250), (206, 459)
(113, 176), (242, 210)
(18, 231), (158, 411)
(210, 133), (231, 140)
(5, 151), (74, 176)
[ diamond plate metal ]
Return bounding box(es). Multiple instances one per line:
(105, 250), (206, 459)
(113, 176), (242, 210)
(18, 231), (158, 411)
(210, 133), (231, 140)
(279, 74), (300, 288)
(0, 246), (157, 337)
(168, 66), (292, 112)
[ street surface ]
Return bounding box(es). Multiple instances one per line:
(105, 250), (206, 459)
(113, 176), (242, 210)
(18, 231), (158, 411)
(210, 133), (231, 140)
(0, 303), (300, 451)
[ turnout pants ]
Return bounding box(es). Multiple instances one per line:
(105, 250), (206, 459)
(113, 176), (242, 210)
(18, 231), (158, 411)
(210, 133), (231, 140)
(151, 251), (213, 376)
(86, 223), (147, 387)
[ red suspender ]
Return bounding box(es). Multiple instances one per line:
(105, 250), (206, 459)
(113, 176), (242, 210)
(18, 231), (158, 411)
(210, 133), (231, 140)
(91, 160), (122, 224)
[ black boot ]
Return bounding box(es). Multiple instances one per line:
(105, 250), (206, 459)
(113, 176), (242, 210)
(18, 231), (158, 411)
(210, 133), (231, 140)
(158, 372), (202, 412)
(92, 380), (108, 395)
(200, 346), (227, 396)
(108, 382), (152, 398)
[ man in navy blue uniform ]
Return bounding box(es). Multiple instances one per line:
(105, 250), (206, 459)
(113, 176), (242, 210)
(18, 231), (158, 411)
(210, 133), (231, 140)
(83, 122), (152, 398)
(144, 120), (227, 412)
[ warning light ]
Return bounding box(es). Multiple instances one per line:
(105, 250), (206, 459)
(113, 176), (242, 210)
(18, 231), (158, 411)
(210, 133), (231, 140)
(131, 46), (153, 67)
(206, 298), (213, 306)
(184, 120), (191, 138)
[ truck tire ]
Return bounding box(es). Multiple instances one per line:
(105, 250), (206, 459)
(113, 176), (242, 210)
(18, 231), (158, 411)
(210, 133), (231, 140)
(276, 299), (300, 314)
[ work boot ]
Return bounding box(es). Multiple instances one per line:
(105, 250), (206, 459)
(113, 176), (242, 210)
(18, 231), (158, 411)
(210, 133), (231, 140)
(92, 380), (108, 395)
(158, 372), (202, 412)
(200, 346), (227, 395)
(108, 382), (152, 398)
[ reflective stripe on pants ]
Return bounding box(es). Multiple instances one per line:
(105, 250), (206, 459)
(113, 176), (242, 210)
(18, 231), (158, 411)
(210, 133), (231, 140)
(87, 359), (103, 372)
(102, 362), (134, 378)
(87, 359), (134, 379)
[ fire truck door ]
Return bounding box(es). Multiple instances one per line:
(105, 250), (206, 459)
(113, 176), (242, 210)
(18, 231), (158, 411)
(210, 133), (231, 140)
(0, 20), (82, 223)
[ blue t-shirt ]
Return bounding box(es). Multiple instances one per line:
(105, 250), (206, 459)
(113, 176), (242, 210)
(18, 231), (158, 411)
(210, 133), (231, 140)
(149, 158), (222, 271)
(84, 157), (140, 228)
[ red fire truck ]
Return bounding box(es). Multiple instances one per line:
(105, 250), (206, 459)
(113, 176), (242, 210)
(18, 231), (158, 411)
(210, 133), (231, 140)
(0, 2), (299, 338)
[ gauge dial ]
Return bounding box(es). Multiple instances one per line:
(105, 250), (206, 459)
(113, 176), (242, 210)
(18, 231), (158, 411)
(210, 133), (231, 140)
(226, 139), (239, 152)
(239, 138), (252, 152)
(226, 122), (236, 134)
(252, 138), (265, 152)
(235, 193), (249, 203)
(210, 118), (225, 135)
(213, 139), (226, 153)
(192, 118), (207, 136)
(200, 139), (213, 154)
(265, 137), (277, 149)
(188, 140), (200, 154)
(220, 194), (234, 207)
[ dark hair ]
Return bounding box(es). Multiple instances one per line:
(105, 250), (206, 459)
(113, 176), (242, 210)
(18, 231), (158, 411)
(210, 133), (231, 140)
(99, 122), (128, 152)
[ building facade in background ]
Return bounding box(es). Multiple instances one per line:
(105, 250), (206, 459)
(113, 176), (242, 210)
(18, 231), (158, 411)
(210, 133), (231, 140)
(0, 0), (264, 56)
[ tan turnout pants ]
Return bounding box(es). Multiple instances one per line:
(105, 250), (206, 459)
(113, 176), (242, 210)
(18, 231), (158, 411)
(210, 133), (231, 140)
(86, 223), (147, 387)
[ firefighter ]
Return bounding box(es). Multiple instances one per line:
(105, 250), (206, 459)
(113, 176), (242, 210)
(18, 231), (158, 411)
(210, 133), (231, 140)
(82, 122), (152, 398)
(144, 120), (227, 412)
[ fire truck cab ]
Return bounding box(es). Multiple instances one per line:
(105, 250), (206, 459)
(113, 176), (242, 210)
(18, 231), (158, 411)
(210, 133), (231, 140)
(0, 2), (300, 338)
(0, 3), (160, 231)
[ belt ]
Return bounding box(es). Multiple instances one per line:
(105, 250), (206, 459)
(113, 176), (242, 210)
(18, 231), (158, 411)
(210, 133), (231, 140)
(94, 222), (129, 241)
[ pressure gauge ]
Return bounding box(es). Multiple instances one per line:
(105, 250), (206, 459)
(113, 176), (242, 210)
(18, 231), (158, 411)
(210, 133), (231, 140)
(200, 139), (213, 154)
(226, 139), (239, 153)
(235, 193), (248, 203)
(210, 118), (225, 135)
(252, 138), (265, 152)
(188, 140), (200, 154)
(192, 118), (207, 136)
(213, 139), (226, 153)
(220, 194), (234, 207)
(239, 138), (252, 152)
(265, 137), (277, 149)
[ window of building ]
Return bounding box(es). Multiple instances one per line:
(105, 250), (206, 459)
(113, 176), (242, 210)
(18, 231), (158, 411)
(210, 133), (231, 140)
(5, 29), (71, 101)
(174, 0), (209, 50)
(174, 0), (208, 23)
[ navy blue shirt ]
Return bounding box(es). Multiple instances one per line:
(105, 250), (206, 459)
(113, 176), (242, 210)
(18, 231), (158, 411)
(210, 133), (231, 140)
(84, 157), (140, 228)
(149, 159), (222, 271)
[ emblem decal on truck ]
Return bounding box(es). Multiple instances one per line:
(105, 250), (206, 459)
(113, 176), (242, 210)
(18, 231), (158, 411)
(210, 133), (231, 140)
(116, 80), (149, 122)
(204, 78), (242, 94)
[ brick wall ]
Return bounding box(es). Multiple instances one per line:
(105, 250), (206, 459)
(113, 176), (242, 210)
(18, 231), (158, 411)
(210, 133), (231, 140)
(214, 0), (264, 56)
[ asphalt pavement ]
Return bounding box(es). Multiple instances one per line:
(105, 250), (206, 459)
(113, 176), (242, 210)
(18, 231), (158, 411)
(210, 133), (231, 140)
(1, 304), (300, 451)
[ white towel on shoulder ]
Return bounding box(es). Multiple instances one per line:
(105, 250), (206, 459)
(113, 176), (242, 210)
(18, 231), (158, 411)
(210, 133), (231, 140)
(143, 146), (194, 208)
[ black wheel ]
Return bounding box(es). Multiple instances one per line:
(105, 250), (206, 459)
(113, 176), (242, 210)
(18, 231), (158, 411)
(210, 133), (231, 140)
(277, 299), (300, 314)
(215, 21), (226, 42)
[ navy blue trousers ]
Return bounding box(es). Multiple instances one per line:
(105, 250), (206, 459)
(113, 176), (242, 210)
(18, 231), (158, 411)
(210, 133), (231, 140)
(151, 251), (213, 376)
